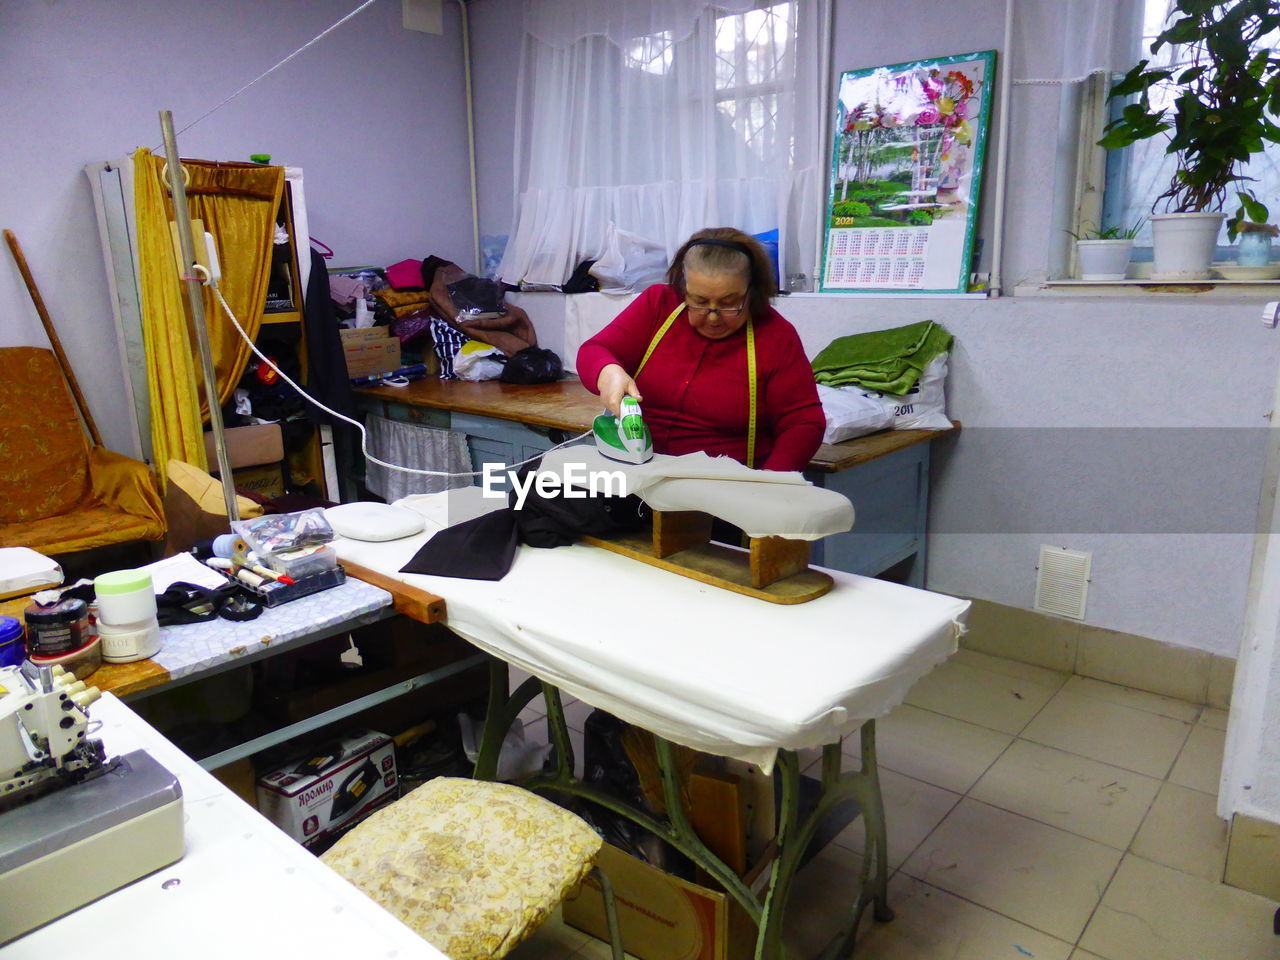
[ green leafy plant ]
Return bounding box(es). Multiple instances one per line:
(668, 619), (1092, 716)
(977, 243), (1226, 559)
(1098, 0), (1280, 214)
(831, 200), (872, 218)
(1226, 188), (1277, 239)
(1068, 220), (1145, 241)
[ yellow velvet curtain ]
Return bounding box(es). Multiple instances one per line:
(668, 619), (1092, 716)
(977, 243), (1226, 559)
(134, 148), (284, 476)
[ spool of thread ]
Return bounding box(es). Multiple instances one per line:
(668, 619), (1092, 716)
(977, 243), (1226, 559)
(24, 598), (91, 658)
(0, 617), (23, 668)
(213, 534), (239, 559)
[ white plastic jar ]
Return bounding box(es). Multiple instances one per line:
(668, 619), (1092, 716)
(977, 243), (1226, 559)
(94, 569), (161, 663)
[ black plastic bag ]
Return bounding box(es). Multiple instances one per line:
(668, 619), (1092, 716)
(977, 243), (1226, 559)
(499, 346), (563, 385)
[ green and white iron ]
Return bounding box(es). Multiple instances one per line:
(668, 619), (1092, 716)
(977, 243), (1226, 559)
(593, 396), (654, 464)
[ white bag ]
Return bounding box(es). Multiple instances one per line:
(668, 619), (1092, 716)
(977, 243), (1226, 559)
(453, 339), (505, 381)
(874, 353), (952, 430)
(589, 222), (669, 294)
(817, 384), (894, 443)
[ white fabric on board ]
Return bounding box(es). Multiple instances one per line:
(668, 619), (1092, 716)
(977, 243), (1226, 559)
(333, 487), (969, 771)
(499, 0), (831, 288)
(536, 447), (853, 540)
(364, 416), (472, 502)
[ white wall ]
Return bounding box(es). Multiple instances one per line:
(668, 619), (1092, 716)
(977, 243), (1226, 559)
(468, 0), (1280, 659)
(0, 0), (474, 455)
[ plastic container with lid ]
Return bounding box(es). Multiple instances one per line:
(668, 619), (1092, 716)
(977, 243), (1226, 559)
(24, 597), (91, 658)
(94, 569), (158, 627)
(0, 616), (23, 668)
(98, 619), (162, 663)
(29, 635), (102, 681)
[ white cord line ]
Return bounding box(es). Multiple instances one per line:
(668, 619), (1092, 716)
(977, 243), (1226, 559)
(192, 265), (592, 477)
(163, 0), (383, 144)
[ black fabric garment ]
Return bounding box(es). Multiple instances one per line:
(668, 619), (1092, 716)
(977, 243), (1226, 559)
(400, 466), (650, 580)
(303, 247), (356, 426)
(499, 346), (564, 385)
(514, 488), (648, 547)
(400, 507), (519, 581)
(562, 259), (601, 294)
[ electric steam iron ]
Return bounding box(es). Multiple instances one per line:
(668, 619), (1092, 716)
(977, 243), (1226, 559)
(593, 396), (654, 464)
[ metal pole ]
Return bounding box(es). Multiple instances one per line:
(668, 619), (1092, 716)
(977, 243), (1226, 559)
(988, 0), (1015, 298)
(159, 109), (240, 523)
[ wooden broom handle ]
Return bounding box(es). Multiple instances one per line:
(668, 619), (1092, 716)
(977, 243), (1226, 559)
(4, 228), (103, 447)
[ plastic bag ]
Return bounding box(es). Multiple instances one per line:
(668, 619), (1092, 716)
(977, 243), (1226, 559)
(231, 508), (334, 559)
(457, 713), (550, 781)
(589, 222), (669, 294)
(499, 346), (563, 385)
(452, 339), (506, 381)
(446, 275), (507, 319)
(816, 384), (894, 443)
(871, 354), (952, 430)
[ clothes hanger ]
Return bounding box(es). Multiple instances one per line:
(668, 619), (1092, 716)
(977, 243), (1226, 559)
(310, 237), (335, 258)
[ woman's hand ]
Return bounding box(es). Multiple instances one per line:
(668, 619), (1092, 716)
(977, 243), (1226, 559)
(596, 363), (642, 417)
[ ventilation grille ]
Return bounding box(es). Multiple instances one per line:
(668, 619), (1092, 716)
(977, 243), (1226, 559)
(1034, 545), (1091, 619)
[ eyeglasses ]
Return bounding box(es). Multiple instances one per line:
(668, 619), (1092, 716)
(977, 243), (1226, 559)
(685, 300), (747, 318)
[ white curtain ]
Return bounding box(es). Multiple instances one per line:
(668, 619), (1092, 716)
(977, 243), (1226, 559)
(365, 417), (472, 502)
(498, 0), (831, 288)
(1013, 0), (1143, 84)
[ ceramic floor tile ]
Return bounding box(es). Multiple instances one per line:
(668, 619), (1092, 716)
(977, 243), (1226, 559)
(849, 873), (1074, 960)
(1130, 782), (1228, 881)
(1069, 952), (1111, 960)
(1080, 853), (1280, 960)
(951, 648), (1071, 689)
(1169, 723), (1226, 795)
(1021, 686), (1191, 779)
(900, 799), (1123, 943)
(845, 704), (1014, 794)
(559, 696), (597, 732)
(904, 658), (1061, 735)
(831, 769), (961, 868)
(1058, 675), (1201, 723)
(784, 843), (867, 958)
(970, 740), (1161, 849)
(1199, 707), (1229, 731)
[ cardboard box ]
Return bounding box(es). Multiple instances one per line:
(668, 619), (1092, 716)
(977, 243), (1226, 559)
(256, 729), (398, 848)
(564, 844), (755, 960)
(342, 330), (401, 378)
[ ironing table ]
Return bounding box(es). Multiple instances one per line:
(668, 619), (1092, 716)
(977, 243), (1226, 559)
(332, 489), (969, 959)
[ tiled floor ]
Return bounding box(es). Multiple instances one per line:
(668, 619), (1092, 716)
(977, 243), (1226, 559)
(505, 649), (1279, 960)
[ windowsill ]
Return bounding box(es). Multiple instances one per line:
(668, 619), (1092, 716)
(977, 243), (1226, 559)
(1016, 278), (1280, 298)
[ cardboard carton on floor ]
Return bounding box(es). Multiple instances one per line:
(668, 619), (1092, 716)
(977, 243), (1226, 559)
(564, 844), (756, 960)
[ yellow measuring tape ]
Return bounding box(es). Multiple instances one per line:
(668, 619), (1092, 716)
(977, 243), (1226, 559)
(633, 302), (758, 467)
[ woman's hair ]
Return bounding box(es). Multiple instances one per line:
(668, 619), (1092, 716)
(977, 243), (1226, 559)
(666, 227), (777, 317)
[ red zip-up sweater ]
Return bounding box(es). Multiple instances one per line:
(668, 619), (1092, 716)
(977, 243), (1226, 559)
(577, 284), (825, 471)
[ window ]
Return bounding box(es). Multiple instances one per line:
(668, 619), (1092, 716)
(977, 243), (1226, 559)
(1094, 0), (1280, 254)
(498, 0), (828, 289)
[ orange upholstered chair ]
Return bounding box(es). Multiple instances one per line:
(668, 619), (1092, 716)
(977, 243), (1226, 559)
(0, 347), (164, 555)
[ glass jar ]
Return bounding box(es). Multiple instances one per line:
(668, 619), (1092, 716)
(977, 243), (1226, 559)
(1237, 230), (1273, 267)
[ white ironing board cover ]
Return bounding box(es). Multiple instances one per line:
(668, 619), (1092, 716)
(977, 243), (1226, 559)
(335, 489), (969, 770)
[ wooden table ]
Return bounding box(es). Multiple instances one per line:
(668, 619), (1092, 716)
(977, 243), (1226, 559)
(355, 378), (957, 587)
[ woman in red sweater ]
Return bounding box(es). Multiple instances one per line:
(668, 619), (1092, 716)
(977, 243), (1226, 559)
(577, 228), (824, 472)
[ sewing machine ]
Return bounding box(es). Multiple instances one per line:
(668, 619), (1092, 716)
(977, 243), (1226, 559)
(0, 663), (185, 945)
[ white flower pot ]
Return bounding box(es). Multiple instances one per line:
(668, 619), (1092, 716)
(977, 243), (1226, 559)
(1150, 212), (1225, 280)
(1076, 239), (1134, 280)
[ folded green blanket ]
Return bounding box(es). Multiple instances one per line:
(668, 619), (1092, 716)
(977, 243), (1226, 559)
(811, 321), (953, 395)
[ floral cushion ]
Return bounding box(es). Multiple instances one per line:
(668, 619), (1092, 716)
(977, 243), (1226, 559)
(321, 778), (602, 960)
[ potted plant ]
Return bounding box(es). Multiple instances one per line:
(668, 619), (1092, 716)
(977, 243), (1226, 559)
(1099, 0), (1280, 280)
(1226, 189), (1278, 268)
(1069, 221), (1143, 280)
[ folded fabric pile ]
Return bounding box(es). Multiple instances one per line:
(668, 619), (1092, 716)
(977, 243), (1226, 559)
(811, 320), (953, 396)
